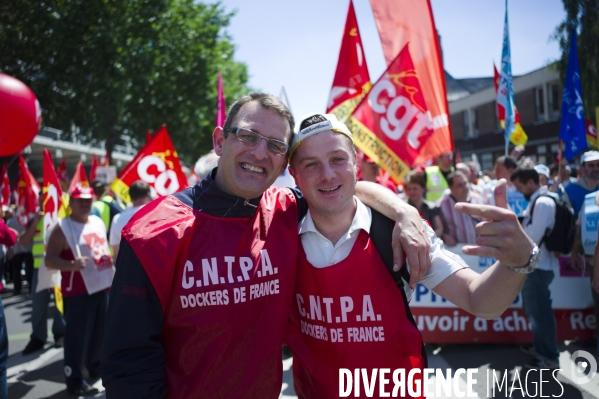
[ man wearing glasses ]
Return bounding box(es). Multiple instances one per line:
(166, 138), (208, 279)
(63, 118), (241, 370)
(101, 93), (430, 398)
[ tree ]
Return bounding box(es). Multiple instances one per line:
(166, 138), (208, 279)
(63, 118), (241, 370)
(0, 0), (250, 164)
(553, 0), (599, 124)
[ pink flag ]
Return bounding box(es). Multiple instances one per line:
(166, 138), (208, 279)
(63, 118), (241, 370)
(0, 164), (10, 206)
(215, 73), (226, 128)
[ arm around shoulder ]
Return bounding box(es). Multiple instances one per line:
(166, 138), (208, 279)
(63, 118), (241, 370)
(355, 181), (431, 287)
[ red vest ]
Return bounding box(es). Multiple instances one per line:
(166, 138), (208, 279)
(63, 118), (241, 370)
(124, 187), (298, 399)
(60, 248), (88, 297)
(286, 230), (425, 399)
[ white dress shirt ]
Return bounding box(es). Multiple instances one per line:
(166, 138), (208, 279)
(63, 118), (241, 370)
(298, 197), (467, 292)
(109, 205), (145, 246)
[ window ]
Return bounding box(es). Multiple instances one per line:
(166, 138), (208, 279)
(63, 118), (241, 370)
(463, 110), (470, 137)
(535, 87), (545, 121)
(549, 83), (560, 118)
(537, 145), (547, 154)
(481, 153), (493, 171)
(550, 143), (559, 153)
(472, 109), (479, 137)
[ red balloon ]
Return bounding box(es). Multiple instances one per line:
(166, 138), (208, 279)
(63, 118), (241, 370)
(0, 73), (42, 156)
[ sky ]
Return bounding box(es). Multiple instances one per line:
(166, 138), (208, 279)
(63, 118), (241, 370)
(215, 0), (566, 121)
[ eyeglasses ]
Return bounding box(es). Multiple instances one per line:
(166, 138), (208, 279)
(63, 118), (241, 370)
(585, 162), (599, 168)
(225, 127), (289, 155)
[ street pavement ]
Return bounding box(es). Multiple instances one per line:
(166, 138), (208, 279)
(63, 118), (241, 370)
(4, 288), (599, 398)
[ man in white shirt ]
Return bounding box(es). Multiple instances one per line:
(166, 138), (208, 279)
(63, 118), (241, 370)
(510, 167), (560, 369)
(109, 181), (152, 259)
(284, 113), (539, 397)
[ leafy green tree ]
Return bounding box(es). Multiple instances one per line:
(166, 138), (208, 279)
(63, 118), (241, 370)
(553, 0), (599, 123)
(0, 0), (250, 164)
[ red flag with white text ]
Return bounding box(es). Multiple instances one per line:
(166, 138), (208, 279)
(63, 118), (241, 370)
(348, 44), (435, 182)
(42, 149), (66, 234)
(369, 0), (452, 163)
(326, 0), (371, 122)
(111, 125), (188, 203)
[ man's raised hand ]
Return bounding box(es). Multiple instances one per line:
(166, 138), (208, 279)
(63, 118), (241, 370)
(454, 179), (533, 268)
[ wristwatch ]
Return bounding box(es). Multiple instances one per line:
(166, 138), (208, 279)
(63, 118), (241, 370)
(507, 245), (540, 274)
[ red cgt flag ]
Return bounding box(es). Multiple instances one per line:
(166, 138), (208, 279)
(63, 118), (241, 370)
(56, 158), (70, 191)
(16, 154), (40, 217)
(42, 149), (65, 235)
(0, 164), (10, 206)
(326, 0), (371, 122)
(369, 0), (453, 164)
(347, 44), (435, 182)
(111, 125), (188, 203)
(67, 161), (89, 194)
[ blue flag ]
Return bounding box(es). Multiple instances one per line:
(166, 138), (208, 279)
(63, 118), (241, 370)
(497, 2), (516, 146)
(559, 30), (586, 161)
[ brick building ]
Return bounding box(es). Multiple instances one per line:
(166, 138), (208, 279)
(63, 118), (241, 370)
(447, 65), (562, 172)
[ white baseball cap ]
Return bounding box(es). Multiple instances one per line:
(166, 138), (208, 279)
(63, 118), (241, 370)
(290, 113), (353, 158)
(581, 151), (599, 164)
(534, 164), (550, 179)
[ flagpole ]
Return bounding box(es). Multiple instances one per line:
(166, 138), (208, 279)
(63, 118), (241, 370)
(279, 86), (292, 115)
(557, 140), (563, 186)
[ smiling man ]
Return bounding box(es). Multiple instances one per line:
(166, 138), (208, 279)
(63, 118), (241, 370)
(285, 113), (537, 398)
(101, 93), (431, 399)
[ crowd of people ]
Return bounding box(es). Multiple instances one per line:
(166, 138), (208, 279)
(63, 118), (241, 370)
(0, 91), (596, 398)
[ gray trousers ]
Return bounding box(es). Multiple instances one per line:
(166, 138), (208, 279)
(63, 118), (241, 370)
(30, 269), (65, 342)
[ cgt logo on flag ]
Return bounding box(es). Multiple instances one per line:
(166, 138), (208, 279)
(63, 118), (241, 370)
(137, 153), (180, 197)
(348, 43), (435, 182)
(83, 232), (113, 271)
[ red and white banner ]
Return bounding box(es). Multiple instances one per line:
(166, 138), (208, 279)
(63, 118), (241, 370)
(369, 0), (453, 164)
(42, 149), (68, 234)
(347, 44), (435, 182)
(38, 149), (64, 293)
(326, 0), (371, 122)
(111, 125), (187, 203)
(411, 244), (594, 343)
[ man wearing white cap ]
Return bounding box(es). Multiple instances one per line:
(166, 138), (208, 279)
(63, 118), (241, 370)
(565, 150), (599, 219)
(570, 152), (599, 345)
(284, 113), (537, 397)
(534, 164), (550, 187)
